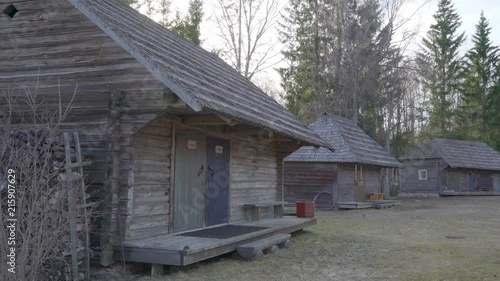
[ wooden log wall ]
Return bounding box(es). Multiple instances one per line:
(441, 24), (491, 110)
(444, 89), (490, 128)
(337, 164), (381, 201)
(1, 0), (178, 258)
(276, 143), (302, 203)
(0, 0), (168, 124)
(364, 165), (381, 195)
(122, 117), (172, 241)
(100, 91), (123, 266)
(336, 164), (356, 201)
(477, 171), (494, 189)
(283, 162), (336, 208)
(400, 159), (446, 193)
(229, 137), (280, 222)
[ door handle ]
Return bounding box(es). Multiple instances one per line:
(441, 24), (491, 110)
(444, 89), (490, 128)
(197, 165), (204, 177)
(208, 166), (214, 177)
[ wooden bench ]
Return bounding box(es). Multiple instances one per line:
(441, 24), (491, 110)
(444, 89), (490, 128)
(237, 233), (291, 260)
(243, 201), (287, 221)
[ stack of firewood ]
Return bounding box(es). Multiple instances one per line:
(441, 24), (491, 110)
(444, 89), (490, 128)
(1, 129), (91, 281)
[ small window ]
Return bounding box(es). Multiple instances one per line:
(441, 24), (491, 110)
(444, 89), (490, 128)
(418, 170), (428, 180)
(3, 4), (18, 19)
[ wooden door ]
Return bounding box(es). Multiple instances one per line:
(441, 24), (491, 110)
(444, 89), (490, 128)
(469, 171), (477, 192)
(173, 131), (207, 232)
(205, 137), (230, 226)
(494, 174), (500, 193)
(448, 170), (459, 190)
(354, 165), (366, 201)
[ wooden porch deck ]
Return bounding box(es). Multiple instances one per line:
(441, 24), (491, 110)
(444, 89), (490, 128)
(337, 201), (374, 209)
(337, 200), (401, 210)
(113, 217), (316, 266)
(439, 191), (500, 196)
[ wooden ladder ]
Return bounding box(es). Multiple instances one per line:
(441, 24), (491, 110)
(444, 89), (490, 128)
(63, 131), (92, 281)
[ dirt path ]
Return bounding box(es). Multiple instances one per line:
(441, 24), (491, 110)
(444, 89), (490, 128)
(125, 196), (500, 281)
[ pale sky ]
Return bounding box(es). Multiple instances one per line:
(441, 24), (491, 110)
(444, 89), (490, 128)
(167, 0), (500, 90)
(403, 0), (500, 55)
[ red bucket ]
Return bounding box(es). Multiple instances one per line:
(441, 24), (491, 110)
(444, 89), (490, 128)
(296, 201), (315, 218)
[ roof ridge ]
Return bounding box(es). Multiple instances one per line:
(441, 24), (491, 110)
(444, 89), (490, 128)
(330, 117), (359, 162)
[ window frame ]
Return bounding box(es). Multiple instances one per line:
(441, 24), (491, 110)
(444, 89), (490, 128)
(418, 169), (428, 180)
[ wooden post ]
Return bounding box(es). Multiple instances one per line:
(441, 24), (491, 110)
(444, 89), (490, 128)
(73, 131), (91, 281)
(64, 132), (80, 281)
(169, 125), (176, 233)
(101, 91), (123, 266)
(281, 159), (285, 204)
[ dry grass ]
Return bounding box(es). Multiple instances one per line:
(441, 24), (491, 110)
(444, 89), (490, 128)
(133, 197), (500, 281)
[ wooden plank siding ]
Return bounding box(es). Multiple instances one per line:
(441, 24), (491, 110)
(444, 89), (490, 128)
(400, 159), (448, 193)
(337, 164), (382, 202)
(444, 169), (495, 192)
(283, 163), (382, 204)
(364, 165), (382, 195)
(115, 122), (294, 240)
(230, 137), (280, 222)
(477, 171), (494, 189)
(283, 162), (336, 207)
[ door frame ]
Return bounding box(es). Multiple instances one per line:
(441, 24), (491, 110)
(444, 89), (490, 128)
(169, 125), (232, 232)
(354, 164), (366, 201)
(469, 170), (477, 192)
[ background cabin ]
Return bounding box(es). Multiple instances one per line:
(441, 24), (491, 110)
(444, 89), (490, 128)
(283, 114), (402, 207)
(0, 0), (330, 267)
(399, 138), (500, 194)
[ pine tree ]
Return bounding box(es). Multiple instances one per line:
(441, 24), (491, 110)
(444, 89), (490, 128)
(417, 0), (465, 135)
(279, 0), (322, 119)
(170, 0), (203, 45)
(458, 11), (499, 140)
(484, 64), (500, 150)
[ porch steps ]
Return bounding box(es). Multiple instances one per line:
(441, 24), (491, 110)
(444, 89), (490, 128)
(237, 233), (291, 260)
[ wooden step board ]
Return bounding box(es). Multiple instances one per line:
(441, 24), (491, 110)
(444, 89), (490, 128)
(337, 202), (374, 210)
(237, 233), (291, 260)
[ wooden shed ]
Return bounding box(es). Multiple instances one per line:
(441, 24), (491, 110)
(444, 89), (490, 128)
(283, 114), (402, 206)
(0, 0), (332, 268)
(399, 138), (500, 195)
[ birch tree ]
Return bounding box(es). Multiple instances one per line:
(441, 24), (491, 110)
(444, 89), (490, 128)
(212, 0), (281, 79)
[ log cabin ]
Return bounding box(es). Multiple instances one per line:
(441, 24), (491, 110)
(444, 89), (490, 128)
(0, 0), (332, 269)
(283, 113), (402, 207)
(399, 138), (500, 195)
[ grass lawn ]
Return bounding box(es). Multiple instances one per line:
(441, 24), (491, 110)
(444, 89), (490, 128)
(125, 196), (500, 281)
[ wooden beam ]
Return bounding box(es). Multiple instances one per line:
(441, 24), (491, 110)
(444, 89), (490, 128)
(182, 115), (236, 126)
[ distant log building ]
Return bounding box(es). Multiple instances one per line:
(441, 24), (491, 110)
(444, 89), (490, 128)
(400, 138), (500, 195)
(283, 114), (402, 206)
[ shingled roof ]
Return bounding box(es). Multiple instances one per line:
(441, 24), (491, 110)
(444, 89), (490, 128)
(68, 0), (330, 148)
(285, 113), (402, 168)
(400, 138), (500, 171)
